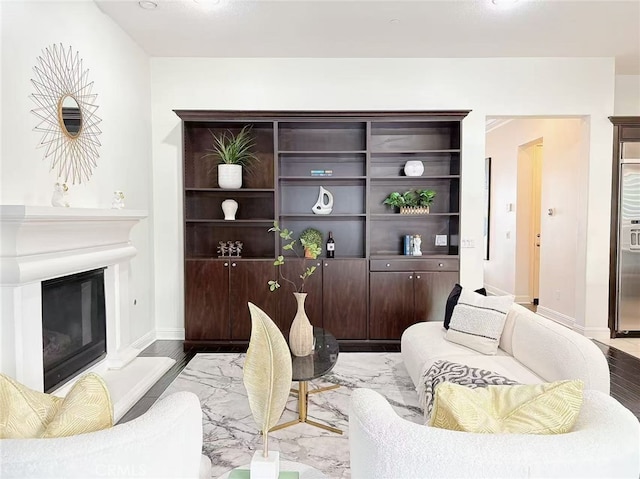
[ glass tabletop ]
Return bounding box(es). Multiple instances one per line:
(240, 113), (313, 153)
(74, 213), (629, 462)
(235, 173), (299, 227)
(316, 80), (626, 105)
(291, 327), (339, 381)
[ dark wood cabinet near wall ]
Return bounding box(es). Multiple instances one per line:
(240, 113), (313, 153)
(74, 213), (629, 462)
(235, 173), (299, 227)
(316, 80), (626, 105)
(176, 110), (468, 351)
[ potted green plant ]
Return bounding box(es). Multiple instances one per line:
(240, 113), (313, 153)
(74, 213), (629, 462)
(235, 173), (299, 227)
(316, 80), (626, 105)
(201, 125), (259, 189)
(267, 222), (321, 356)
(383, 189), (436, 214)
(299, 228), (323, 259)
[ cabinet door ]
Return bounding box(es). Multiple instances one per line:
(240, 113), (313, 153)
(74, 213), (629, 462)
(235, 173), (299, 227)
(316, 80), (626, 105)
(275, 259), (323, 334)
(369, 272), (414, 340)
(414, 271), (459, 323)
(323, 259), (367, 339)
(185, 260), (229, 340)
(229, 260), (277, 340)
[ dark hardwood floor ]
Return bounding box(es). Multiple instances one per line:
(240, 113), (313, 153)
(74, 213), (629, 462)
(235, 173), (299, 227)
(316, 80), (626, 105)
(118, 339), (640, 424)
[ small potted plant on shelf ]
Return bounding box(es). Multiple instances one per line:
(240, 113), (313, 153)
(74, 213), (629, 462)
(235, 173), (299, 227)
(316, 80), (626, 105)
(383, 189), (436, 215)
(299, 228), (323, 259)
(200, 125), (259, 189)
(267, 222), (322, 357)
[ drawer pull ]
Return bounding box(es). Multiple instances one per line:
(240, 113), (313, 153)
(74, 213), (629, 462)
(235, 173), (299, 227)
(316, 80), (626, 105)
(232, 263), (236, 267)
(409, 275), (413, 279)
(224, 262), (229, 267)
(416, 275), (421, 279)
(439, 263), (444, 267)
(386, 263), (390, 267)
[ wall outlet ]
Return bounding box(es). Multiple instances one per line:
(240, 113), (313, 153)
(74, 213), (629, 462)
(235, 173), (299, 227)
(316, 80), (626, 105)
(435, 235), (448, 246)
(461, 238), (475, 248)
(554, 290), (561, 300)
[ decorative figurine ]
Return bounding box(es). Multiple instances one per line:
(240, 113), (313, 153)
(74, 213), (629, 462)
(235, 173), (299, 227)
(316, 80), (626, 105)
(412, 234), (423, 256)
(311, 186), (333, 215)
(217, 240), (243, 257)
(51, 181), (69, 207)
(221, 199), (238, 220)
(111, 190), (125, 209)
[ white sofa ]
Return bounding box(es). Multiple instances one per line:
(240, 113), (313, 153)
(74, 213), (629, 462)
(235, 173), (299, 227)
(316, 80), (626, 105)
(350, 303), (640, 478)
(0, 391), (212, 479)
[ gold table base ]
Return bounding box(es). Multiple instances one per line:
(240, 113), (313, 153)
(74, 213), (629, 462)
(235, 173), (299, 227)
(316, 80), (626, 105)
(270, 381), (342, 434)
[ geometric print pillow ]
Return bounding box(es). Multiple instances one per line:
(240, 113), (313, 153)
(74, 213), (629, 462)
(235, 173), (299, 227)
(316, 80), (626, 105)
(418, 360), (518, 423)
(445, 289), (513, 354)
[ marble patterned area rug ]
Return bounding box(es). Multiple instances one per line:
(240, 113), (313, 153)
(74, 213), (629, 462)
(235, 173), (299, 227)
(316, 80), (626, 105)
(160, 352), (424, 478)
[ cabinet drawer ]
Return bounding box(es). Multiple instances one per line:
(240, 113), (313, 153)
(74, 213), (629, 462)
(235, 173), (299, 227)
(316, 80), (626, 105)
(370, 258), (459, 272)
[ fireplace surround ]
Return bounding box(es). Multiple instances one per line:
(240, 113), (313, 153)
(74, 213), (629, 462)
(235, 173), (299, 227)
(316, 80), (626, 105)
(0, 205), (175, 421)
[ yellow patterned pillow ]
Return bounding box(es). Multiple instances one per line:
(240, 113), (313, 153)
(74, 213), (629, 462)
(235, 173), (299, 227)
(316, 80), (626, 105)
(429, 380), (583, 434)
(42, 373), (113, 438)
(0, 374), (63, 438)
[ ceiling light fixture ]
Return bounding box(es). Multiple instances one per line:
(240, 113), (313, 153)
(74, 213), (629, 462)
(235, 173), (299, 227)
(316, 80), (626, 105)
(389, 19), (400, 25)
(138, 1), (158, 9)
(491, 0), (519, 4)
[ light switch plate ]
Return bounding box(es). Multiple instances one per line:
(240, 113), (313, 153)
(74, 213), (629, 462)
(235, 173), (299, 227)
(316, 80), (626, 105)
(435, 235), (448, 246)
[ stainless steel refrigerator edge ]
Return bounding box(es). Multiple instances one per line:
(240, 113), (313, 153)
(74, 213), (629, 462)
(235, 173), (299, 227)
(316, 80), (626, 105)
(616, 142), (640, 333)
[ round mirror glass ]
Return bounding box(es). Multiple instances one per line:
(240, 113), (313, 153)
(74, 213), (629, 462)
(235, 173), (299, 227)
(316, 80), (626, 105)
(58, 95), (82, 137)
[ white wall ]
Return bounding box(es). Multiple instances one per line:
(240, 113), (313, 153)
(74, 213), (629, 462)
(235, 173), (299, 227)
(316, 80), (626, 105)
(151, 57), (615, 339)
(1, 1), (155, 346)
(615, 75), (640, 115)
(485, 119), (588, 327)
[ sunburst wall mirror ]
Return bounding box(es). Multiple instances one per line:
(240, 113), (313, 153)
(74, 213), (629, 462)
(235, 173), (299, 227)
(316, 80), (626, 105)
(30, 43), (102, 184)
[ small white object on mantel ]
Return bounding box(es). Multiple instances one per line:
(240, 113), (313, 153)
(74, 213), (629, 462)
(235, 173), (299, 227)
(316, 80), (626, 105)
(112, 190), (125, 209)
(51, 181), (70, 207)
(250, 450), (280, 479)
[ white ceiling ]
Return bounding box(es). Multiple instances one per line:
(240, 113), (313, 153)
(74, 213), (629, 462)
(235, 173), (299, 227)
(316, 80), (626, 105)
(95, 0), (640, 74)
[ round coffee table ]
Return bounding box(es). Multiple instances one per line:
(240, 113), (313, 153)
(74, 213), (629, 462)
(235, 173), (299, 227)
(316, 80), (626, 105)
(270, 327), (341, 434)
(217, 460), (327, 479)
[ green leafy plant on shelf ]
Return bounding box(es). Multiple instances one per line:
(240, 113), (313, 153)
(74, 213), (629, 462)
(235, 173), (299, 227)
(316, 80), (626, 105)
(201, 125), (259, 166)
(383, 189), (436, 209)
(268, 222), (322, 293)
(299, 228), (323, 259)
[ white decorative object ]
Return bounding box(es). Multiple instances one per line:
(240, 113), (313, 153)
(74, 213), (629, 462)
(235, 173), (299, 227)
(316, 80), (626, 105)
(51, 181), (69, 207)
(312, 186), (333, 215)
(404, 160), (424, 177)
(250, 450), (280, 479)
(218, 164), (242, 189)
(221, 199), (238, 220)
(111, 190), (125, 209)
(412, 234), (422, 256)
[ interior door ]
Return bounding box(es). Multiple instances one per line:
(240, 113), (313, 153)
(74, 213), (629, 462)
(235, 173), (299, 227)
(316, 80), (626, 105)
(530, 143), (543, 304)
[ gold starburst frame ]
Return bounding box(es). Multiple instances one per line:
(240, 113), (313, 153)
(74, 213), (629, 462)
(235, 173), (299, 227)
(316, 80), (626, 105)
(30, 44), (102, 184)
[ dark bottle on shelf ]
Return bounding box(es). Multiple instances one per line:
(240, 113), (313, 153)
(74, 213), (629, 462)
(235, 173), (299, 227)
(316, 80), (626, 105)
(326, 231), (335, 258)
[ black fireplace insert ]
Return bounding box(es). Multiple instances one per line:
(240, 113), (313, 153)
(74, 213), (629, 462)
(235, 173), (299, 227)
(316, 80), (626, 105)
(42, 268), (106, 392)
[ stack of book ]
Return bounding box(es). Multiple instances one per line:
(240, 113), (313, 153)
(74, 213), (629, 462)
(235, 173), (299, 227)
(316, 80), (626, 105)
(310, 169), (333, 177)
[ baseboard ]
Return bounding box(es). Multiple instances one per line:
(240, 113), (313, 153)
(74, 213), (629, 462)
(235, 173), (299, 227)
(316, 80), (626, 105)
(483, 284), (511, 297)
(573, 324), (611, 341)
(536, 306), (575, 329)
(156, 328), (185, 340)
(131, 330), (156, 351)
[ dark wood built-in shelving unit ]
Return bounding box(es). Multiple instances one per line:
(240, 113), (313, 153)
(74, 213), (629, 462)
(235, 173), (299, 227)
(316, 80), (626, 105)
(176, 110), (469, 351)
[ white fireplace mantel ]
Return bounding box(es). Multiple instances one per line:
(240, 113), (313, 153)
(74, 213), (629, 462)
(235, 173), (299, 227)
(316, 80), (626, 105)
(0, 205), (174, 421)
(0, 205), (148, 285)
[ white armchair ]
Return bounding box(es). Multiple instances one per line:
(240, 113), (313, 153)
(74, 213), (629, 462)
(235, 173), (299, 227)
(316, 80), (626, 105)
(349, 388), (640, 479)
(1, 391), (211, 479)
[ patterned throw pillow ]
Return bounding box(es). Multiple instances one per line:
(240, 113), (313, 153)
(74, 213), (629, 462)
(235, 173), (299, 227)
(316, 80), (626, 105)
(445, 289), (513, 354)
(0, 374), (63, 438)
(429, 380), (584, 434)
(443, 284), (487, 329)
(42, 373), (113, 438)
(418, 360), (518, 423)
(0, 373), (112, 439)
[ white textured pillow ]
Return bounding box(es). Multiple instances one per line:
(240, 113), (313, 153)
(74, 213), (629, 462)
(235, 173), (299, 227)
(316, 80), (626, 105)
(445, 289), (513, 354)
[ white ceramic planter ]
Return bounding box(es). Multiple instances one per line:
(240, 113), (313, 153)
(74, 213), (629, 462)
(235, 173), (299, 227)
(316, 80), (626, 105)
(218, 164), (242, 189)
